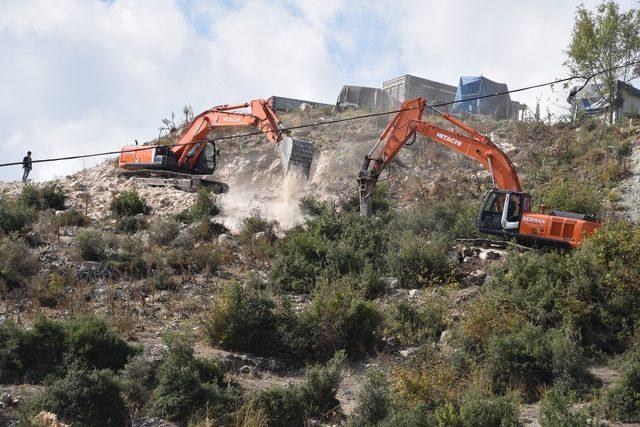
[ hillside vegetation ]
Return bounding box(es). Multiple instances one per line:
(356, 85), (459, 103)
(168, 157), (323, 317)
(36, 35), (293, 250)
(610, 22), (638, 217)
(1, 113), (640, 426)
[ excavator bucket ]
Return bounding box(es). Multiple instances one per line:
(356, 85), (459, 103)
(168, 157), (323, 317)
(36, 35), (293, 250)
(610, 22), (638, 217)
(279, 136), (315, 177)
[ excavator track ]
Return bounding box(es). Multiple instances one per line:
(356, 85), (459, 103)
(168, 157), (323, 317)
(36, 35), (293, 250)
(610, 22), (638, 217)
(120, 169), (229, 193)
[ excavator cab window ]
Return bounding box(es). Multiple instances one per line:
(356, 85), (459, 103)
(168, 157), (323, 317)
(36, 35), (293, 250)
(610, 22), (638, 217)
(478, 190), (508, 231)
(191, 142), (217, 175)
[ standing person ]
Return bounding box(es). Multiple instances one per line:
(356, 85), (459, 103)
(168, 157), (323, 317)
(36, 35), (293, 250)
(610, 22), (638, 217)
(22, 151), (32, 182)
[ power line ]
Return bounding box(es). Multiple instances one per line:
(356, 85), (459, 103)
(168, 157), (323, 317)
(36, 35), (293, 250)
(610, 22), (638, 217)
(1, 60), (638, 169)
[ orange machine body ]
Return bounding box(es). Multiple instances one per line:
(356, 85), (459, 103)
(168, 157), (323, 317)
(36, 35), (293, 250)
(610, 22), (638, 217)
(359, 98), (601, 248)
(118, 99), (285, 175)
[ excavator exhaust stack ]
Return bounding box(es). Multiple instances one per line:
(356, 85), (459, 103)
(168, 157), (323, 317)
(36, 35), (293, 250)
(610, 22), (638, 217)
(279, 137), (315, 177)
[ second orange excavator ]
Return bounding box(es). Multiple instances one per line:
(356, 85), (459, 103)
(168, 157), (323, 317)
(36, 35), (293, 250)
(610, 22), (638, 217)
(118, 99), (314, 191)
(359, 98), (601, 248)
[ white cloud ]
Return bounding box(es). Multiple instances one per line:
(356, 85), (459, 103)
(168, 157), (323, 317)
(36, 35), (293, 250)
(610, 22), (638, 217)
(0, 0), (638, 181)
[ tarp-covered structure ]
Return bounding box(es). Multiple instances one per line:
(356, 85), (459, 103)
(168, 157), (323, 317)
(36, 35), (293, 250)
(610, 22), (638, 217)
(450, 76), (512, 119)
(567, 80), (640, 121)
(335, 85), (392, 111)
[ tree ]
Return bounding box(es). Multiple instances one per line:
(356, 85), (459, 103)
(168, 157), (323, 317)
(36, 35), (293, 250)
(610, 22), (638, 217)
(565, 1), (640, 122)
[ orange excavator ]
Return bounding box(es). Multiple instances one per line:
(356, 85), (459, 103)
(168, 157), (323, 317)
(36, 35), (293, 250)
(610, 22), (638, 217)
(359, 98), (601, 248)
(118, 99), (314, 191)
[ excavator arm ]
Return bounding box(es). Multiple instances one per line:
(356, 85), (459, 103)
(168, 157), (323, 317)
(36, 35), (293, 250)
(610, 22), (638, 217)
(359, 98), (521, 216)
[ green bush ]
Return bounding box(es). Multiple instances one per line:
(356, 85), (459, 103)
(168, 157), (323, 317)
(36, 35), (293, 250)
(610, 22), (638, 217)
(390, 198), (480, 239)
(18, 184), (67, 211)
(191, 243), (224, 273)
(603, 347), (640, 422)
(64, 316), (137, 371)
(299, 195), (329, 216)
(150, 333), (238, 422)
(251, 352), (346, 426)
(387, 233), (454, 288)
(358, 266), (387, 299)
(485, 323), (553, 402)
(106, 236), (148, 277)
(293, 284), (383, 360)
(189, 218), (228, 242)
(191, 187), (221, 218)
(0, 198), (36, 234)
(149, 219), (180, 246)
(115, 215), (147, 234)
(73, 229), (106, 261)
(203, 282), (280, 354)
(23, 367), (127, 427)
(250, 385), (306, 427)
(542, 179), (601, 216)
(270, 230), (327, 292)
(385, 296), (446, 346)
(0, 239), (39, 290)
(110, 189), (149, 217)
(352, 368), (391, 425)
(299, 351), (346, 417)
(40, 184), (67, 210)
(120, 354), (159, 416)
(459, 390), (520, 427)
(539, 389), (590, 427)
(54, 207), (89, 227)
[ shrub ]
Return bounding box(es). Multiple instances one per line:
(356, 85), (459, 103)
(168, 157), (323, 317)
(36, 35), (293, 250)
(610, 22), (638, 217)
(391, 349), (465, 410)
(603, 347), (640, 422)
(150, 333), (238, 422)
(0, 321), (27, 383)
(391, 198), (480, 239)
(299, 351), (346, 417)
(353, 368), (391, 425)
(110, 189), (149, 217)
(64, 316), (137, 371)
(250, 386), (306, 427)
(115, 215), (147, 234)
(270, 230), (327, 292)
(202, 282), (280, 354)
(120, 354), (160, 416)
(385, 296), (446, 345)
(237, 215), (277, 262)
(18, 184), (67, 211)
(18, 184), (41, 209)
(23, 367), (128, 427)
(251, 352), (346, 426)
(295, 284), (383, 360)
(299, 196), (329, 216)
(191, 187), (221, 218)
(150, 268), (177, 291)
(189, 218), (228, 242)
(73, 229), (106, 261)
(40, 184), (67, 210)
(376, 405), (436, 427)
(0, 239), (39, 290)
(106, 236), (148, 277)
(149, 219), (180, 246)
(539, 388), (590, 427)
(542, 179), (601, 216)
(459, 390), (520, 427)
(387, 233), (454, 288)
(192, 243), (224, 273)
(358, 266), (387, 299)
(485, 323), (553, 402)
(0, 198), (36, 234)
(54, 207), (89, 227)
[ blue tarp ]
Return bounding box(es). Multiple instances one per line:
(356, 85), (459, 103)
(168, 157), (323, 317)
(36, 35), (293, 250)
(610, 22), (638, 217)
(450, 76), (511, 119)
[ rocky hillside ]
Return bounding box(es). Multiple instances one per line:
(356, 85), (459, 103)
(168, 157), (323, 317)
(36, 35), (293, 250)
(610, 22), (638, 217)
(1, 110), (640, 426)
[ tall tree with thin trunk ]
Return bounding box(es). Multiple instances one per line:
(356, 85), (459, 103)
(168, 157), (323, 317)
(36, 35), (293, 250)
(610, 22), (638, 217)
(565, 1), (640, 122)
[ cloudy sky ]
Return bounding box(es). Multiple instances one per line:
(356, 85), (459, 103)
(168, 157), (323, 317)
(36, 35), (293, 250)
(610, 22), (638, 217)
(0, 0), (637, 181)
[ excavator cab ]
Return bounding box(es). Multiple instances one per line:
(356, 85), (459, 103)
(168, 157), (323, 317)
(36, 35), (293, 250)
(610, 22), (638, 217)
(189, 141), (218, 175)
(477, 189), (531, 236)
